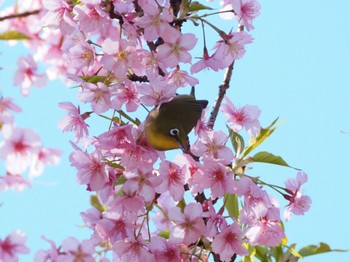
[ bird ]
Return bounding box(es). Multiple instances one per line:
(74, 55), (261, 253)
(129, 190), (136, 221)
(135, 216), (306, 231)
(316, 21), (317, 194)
(144, 87), (208, 151)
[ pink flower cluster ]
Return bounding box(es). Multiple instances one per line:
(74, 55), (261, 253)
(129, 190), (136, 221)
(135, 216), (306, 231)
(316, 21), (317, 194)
(1, 0), (312, 260)
(0, 231), (30, 262)
(0, 97), (61, 191)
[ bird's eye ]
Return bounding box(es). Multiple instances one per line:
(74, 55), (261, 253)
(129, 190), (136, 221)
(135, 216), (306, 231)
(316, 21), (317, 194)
(169, 128), (179, 137)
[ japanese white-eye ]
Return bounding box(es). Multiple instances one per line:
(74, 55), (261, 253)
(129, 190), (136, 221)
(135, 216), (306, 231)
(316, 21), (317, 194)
(144, 88), (208, 151)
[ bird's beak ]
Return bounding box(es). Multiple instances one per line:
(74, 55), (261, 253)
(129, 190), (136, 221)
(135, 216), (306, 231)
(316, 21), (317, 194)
(175, 136), (189, 152)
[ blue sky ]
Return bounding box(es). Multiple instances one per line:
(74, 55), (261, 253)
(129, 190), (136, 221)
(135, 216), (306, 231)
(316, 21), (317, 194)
(1, 1), (350, 261)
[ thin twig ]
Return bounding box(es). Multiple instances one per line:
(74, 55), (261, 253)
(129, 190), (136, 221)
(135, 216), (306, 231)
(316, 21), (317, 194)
(207, 61), (235, 129)
(0, 9), (41, 22)
(207, 25), (244, 130)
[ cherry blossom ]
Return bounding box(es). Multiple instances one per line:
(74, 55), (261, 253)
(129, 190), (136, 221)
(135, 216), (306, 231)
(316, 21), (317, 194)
(220, 0), (261, 31)
(221, 96), (261, 136)
(211, 223), (248, 260)
(203, 201), (228, 238)
(111, 80), (141, 112)
(284, 172), (312, 221)
(139, 76), (177, 107)
(29, 147), (61, 178)
(192, 159), (236, 198)
(155, 160), (188, 201)
(133, 5), (174, 42)
(191, 130), (234, 165)
(0, 231), (30, 262)
(168, 202), (206, 245)
(67, 42), (96, 71)
(13, 55), (48, 96)
(191, 47), (222, 73)
(0, 127), (41, 175)
(114, 235), (154, 262)
(58, 237), (95, 262)
(0, 98), (21, 114)
(73, 2), (111, 35)
(243, 206), (285, 246)
(156, 27), (198, 68)
(123, 168), (161, 202)
(34, 236), (60, 262)
(0, 173), (31, 192)
(70, 148), (109, 191)
(212, 31), (253, 68)
(148, 236), (181, 262)
(42, 0), (76, 34)
(152, 192), (177, 232)
(101, 38), (142, 79)
(95, 211), (135, 243)
(58, 102), (90, 141)
(78, 82), (112, 114)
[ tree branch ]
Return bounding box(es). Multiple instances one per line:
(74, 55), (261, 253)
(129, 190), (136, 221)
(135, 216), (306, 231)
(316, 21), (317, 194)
(0, 9), (41, 22)
(207, 61), (235, 129)
(207, 25), (244, 130)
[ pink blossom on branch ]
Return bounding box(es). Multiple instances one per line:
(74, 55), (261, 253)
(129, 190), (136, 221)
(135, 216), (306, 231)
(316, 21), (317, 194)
(34, 236), (60, 262)
(155, 160), (188, 202)
(69, 147), (109, 191)
(0, 98), (21, 114)
(133, 5), (174, 42)
(156, 27), (198, 68)
(42, 0), (76, 34)
(58, 237), (95, 262)
(221, 96), (261, 136)
(211, 223), (248, 261)
(169, 202), (206, 245)
(138, 76), (177, 107)
(148, 236), (181, 262)
(78, 82), (112, 114)
(191, 130), (234, 165)
(192, 159), (236, 199)
(284, 172), (312, 221)
(0, 127), (41, 175)
(114, 235), (154, 262)
(73, 2), (112, 35)
(111, 80), (141, 112)
(13, 55), (48, 96)
(212, 31), (254, 69)
(29, 147), (61, 179)
(0, 231), (30, 262)
(190, 47), (222, 74)
(101, 38), (142, 79)
(58, 102), (90, 142)
(0, 173), (31, 192)
(220, 0), (261, 31)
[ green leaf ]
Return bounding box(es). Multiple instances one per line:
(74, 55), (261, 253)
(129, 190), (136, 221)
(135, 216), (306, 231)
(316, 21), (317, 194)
(299, 242), (347, 257)
(115, 175), (127, 185)
(224, 194), (239, 219)
(105, 159), (125, 170)
(242, 117), (282, 158)
(228, 127), (245, 155)
(273, 245), (283, 261)
(254, 246), (269, 261)
(188, 1), (213, 12)
(242, 244), (256, 262)
(80, 75), (109, 84)
(289, 246), (303, 259)
(177, 198), (186, 212)
(90, 195), (105, 213)
(0, 30), (31, 40)
(252, 151), (300, 170)
(116, 110), (141, 126)
(158, 230), (170, 239)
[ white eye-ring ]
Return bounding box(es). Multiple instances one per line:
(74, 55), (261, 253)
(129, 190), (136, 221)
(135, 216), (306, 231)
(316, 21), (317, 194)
(169, 128), (179, 137)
